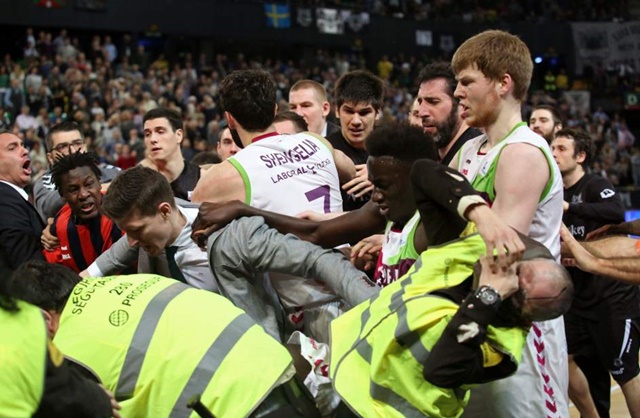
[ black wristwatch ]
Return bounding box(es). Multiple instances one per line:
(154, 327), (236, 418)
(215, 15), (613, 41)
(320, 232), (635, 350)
(475, 285), (501, 306)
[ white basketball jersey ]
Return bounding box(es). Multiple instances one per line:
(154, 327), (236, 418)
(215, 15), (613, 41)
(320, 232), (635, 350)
(229, 131), (343, 311)
(229, 132), (343, 216)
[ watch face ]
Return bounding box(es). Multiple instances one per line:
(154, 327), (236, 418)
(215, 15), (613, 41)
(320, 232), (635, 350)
(478, 286), (499, 305)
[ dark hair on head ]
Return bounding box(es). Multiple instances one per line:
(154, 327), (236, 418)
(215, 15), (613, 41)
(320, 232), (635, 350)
(219, 70), (276, 131)
(366, 121), (438, 163)
(7, 261), (81, 313)
(415, 62), (456, 98)
(0, 280), (18, 312)
(47, 121), (84, 152)
(51, 151), (101, 194)
(191, 151), (222, 165)
(102, 165), (175, 221)
(554, 127), (596, 166)
(532, 104), (563, 126)
(274, 110), (308, 133)
(143, 107), (183, 132)
(334, 70), (384, 111)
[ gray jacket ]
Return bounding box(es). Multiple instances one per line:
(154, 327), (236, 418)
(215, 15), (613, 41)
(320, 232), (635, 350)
(91, 215), (378, 342)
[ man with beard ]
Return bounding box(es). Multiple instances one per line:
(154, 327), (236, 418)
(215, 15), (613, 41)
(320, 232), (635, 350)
(191, 62), (480, 283)
(415, 62), (481, 165)
(529, 104), (563, 144)
(552, 128), (640, 418)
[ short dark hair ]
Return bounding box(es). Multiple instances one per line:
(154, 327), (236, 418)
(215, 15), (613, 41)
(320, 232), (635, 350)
(554, 127), (595, 165)
(143, 108), (183, 132)
(532, 104), (563, 126)
(47, 121), (84, 152)
(51, 151), (101, 194)
(274, 111), (308, 133)
(415, 62), (456, 98)
(102, 165), (175, 221)
(219, 70), (276, 131)
(191, 151), (222, 165)
(334, 70), (384, 111)
(8, 261), (81, 313)
(366, 122), (438, 163)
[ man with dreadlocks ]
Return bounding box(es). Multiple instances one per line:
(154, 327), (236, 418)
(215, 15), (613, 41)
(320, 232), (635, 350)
(43, 151), (123, 272)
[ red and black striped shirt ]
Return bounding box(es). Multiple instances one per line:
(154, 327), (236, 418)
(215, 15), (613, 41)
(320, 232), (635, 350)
(44, 204), (123, 272)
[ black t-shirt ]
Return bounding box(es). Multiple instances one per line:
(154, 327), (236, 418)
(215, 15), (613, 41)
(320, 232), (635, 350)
(326, 130), (370, 212)
(563, 173), (640, 319)
(171, 160), (201, 201)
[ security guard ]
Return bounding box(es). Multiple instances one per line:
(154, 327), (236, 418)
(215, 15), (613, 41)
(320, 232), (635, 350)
(0, 292), (114, 418)
(330, 159), (572, 417)
(8, 262), (320, 418)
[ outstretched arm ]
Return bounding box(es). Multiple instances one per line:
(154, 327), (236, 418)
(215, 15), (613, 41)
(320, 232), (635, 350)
(411, 159), (524, 260)
(561, 224), (640, 283)
(192, 199), (385, 249)
(208, 216), (379, 308)
(586, 219), (640, 240)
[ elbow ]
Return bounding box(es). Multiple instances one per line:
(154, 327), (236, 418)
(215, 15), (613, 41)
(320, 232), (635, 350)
(423, 363), (464, 389)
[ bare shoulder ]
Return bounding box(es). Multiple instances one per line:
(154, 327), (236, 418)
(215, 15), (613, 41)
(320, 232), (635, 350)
(496, 142), (549, 191)
(499, 142), (547, 163)
(192, 160), (244, 203)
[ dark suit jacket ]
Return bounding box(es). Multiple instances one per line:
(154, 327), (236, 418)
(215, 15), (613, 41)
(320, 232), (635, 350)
(0, 182), (45, 279)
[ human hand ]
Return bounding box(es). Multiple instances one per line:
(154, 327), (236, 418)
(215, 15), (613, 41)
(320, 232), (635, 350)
(477, 254), (519, 299)
(467, 204), (525, 264)
(41, 218), (60, 251)
(191, 200), (249, 248)
(98, 384), (122, 418)
(350, 234), (384, 271)
(342, 164), (373, 198)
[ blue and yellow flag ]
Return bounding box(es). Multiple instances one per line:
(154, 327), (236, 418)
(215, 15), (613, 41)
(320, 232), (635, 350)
(265, 3), (290, 28)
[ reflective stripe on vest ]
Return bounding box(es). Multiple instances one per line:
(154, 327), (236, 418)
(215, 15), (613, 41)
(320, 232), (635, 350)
(170, 313), (254, 417)
(56, 275), (295, 418)
(116, 282), (188, 400)
(331, 235), (523, 417)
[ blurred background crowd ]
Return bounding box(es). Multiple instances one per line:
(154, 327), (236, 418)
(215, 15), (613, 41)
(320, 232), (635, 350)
(1, 0), (639, 206)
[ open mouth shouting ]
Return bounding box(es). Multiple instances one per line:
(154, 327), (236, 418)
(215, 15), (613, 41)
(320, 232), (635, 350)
(22, 159), (32, 176)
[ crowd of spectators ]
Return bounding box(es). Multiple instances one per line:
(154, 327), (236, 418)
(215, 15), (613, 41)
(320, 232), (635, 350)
(1, 26), (638, 203)
(258, 0), (632, 23)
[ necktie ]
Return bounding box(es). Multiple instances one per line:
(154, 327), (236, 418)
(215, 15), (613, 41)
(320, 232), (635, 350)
(165, 246), (187, 284)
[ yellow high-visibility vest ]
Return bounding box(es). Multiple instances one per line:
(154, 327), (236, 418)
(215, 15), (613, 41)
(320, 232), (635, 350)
(331, 234), (527, 418)
(55, 275), (295, 417)
(0, 300), (47, 418)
